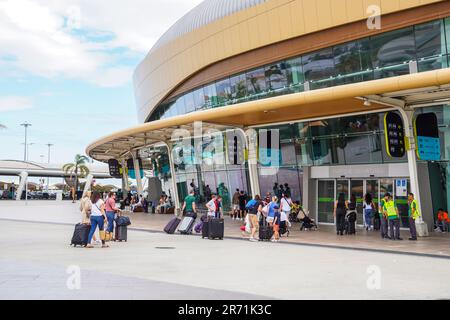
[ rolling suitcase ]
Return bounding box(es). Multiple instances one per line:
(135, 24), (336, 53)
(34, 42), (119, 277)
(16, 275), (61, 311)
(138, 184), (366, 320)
(259, 216), (273, 241)
(164, 217), (181, 234)
(202, 218), (209, 238)
(208, 212), (224, 240)
(178, 216), (195, 235)
(71, 223), (90, 247)
(115, 225), (127, 242)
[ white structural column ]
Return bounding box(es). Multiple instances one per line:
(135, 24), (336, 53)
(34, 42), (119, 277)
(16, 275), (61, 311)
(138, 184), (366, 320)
(164, 142), (180, 213)
(82, 174), (94, 198)
(16, 171), (28, 201)
(121, 159), (129, 193)
(131, 151), (144, 196)
(397, 108), (428, 236)
(245, 129), (261, 197)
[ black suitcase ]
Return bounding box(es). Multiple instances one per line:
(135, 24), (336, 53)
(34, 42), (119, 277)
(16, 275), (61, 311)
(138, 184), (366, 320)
(164, 217), (181, 234)
(208, 218), (224, 240)
(71, 223), (90, 247)
(259, 215), (273, 241)
(202, 219), (209, 238)
(115, 225), (127, 242)
(373, 216), (381, 230)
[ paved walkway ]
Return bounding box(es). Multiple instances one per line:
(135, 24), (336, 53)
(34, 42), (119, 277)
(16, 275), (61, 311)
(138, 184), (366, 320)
(1, 219), (450, 300)
(1, 201), (450, 258)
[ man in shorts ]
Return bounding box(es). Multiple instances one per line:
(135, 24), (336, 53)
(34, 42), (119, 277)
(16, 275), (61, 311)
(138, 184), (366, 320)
(231, 189), (240, 220)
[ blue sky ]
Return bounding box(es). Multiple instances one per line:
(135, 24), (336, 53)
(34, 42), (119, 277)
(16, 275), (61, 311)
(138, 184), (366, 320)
(0, 0), (203, 167)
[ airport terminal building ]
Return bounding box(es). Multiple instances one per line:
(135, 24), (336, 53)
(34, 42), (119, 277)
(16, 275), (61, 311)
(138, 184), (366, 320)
(87, 0), (450, 230)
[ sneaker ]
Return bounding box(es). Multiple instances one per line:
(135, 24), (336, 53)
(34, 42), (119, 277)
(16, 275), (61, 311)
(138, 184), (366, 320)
(249, 237), (258, 242)
(270, 239), (276, 242)
(397, 238), (403, 241)
(408, 238), (417, 241)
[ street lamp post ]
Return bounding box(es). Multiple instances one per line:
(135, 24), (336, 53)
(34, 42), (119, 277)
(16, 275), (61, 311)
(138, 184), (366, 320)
(20, 122), (32, 162)
(46, 144), (53, 192)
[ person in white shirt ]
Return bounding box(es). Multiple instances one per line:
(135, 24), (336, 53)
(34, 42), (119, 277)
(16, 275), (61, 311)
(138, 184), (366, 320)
(206, 194), (218, 218)
(280, 194), (292, 216)
(86, 191), (109, 249)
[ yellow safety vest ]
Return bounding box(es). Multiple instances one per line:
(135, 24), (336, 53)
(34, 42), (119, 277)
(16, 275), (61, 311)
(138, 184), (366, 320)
(410, 199), (421, 220)
(384, 201), (398, 219)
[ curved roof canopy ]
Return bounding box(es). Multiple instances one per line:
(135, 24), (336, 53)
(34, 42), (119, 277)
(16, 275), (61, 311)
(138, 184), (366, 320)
(151, 0), (266, 51)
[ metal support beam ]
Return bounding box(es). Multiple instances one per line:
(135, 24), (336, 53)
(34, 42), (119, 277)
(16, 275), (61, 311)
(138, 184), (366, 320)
(16, 171), (28, 201)
(121, 159), (129, 194)
(82, 174), (93, 198)
(244, 128), (260, 197)
(131, 151), (144, 196)
(396, 107), (429, 236)
(163, 142), (180, 215)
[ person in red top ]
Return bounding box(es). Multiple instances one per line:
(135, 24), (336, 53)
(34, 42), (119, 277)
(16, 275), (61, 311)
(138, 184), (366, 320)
(436, 208), (449, 232)
(105, 192), (120, 236)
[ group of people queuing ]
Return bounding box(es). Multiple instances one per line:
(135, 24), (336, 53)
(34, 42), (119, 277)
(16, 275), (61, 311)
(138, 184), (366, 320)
(80, 191), (121, 248)
(334, 192), (422, 241)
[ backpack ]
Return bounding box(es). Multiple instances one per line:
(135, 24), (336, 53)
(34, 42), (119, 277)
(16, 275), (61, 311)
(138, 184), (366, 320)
(245, 199), (257, 210)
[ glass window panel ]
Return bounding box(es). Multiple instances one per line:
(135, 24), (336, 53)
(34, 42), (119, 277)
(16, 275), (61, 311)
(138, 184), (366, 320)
(318, 180), (335, 224)
(334, 41), (363, 75)
(230, 74), (247, 102)
(418, 56), (449, 72)
(215, 78), (232, 106)
(227, 170), (249, 196)
(446, 17), (450, 55)
(343, 134), (373, 165)
(246, 68), (267, 96)
(302, 48), (335, 82)
(192, 88), (205, 111)
(415, 20), (445, 58)
(373, 63), (410, 79)
(371, 26), (415, 68)
(265, 62), (288, 91)
(203, 84), (218, 109)
(311, 136), (346, 166)
(286, 57), (303, 86)
(184, 92), (195, 113)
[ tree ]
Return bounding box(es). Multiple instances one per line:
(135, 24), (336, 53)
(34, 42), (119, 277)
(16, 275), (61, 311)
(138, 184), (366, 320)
(63, 154), (90, 202)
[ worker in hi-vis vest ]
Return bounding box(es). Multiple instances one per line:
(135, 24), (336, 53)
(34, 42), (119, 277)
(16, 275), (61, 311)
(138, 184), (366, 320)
(382, 194), (403, 241)
(379, 193), (390, 239)
(408, 193), (421, 241)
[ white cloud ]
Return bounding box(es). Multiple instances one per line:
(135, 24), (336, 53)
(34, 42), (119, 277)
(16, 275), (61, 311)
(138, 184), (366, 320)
(0, 0), (203, 87)
(0, 96), (33, 112)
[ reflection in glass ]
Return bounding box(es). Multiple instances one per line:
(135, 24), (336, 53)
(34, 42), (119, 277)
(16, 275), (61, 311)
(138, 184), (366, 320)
(302, 48), (335, 82)
(246, 68), (267, 96)
(230, 74), (247, 102)
(203, 84), (218, 109)
(265, 62), (288, 91)
(216, 78), (232, 106)
(192, 88), (205, 111)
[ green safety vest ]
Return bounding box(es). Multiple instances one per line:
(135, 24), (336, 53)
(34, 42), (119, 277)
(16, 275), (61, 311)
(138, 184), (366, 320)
(409, 199), (421, 220)
(384, 201), (398, 220)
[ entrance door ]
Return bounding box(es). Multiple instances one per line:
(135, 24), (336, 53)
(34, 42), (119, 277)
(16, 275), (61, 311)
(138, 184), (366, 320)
(350, 180), (364, 225)
(318, 180), (335, 224)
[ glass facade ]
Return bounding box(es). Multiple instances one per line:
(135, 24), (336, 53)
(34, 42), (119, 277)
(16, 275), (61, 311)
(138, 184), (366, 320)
(149, 17), (450, 122)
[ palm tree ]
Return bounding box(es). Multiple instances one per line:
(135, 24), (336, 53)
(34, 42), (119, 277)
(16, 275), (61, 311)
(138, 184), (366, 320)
(63, 154), (90, 202)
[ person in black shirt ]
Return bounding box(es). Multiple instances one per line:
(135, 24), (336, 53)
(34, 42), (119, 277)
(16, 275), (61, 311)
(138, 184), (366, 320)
(238, 191), (247, 221)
